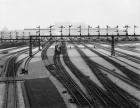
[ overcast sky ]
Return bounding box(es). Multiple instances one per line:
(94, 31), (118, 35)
(0, 0), (140, 33)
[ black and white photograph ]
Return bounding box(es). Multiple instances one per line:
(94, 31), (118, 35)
(0, 0), (140, 108)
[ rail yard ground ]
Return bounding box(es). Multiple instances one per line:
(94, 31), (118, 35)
(0, 40), (140, 108)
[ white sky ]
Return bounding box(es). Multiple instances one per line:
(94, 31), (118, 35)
(0, 0), (140, 33)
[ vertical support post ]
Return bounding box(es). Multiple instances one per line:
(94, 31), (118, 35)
(37, 26), (41, 51)
(39, 30), (41, 51)
(111, 35), (115, 56)
(79, 25), (81, 36)
(0, 32), (2, 43)
(116, 25), (119, 40)
(126, 28), (128, 36)
(134, 25), (136, 36)
(97, 30), (100, 39)
(69, 26), (70, 38)
(96, 25), (100, 39)
(23, 32), (25, 42)
(124, 25), (130, 40)
(77, 25), (81, 40)
(49, 25), (54, 39)
(59, 25), (65, 39)
(16, 32), (18, 41)
(106, 25), (109, 40)
(36, 31), (38, 41)
(69, 25), (72, 39)
(88, 26), (90, 36)
(29, 36), (32, 57)
(60, 28), (62, 38)
(134, 25), (138, 40)
(50, 27), (52, 37)
(88, 25), (92, 38)
(10, 32), (12, 42)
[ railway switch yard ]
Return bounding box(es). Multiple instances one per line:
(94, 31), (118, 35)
(0, 34), (140, 108)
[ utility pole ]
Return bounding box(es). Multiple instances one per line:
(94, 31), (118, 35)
(59, 25), (65, 39)
(111, 34), (115, 56)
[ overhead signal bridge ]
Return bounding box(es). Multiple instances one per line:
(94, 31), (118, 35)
(27, 34), (140, 57)
(0, 25), (140, 57)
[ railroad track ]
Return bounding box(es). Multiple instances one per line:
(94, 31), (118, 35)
(22, 49), (40, 74)
(0, 48), (29, 77)
(2, 56), (18, 108)
(88, 43), (140, 71)
(41, 41), (54, 64)
(1, 47), (30, 108)
(117, 46), (140, 54)
(83, 43), (140, 86)
(0, 45), (27, 54)
(41, 41), (93, 108)
(0, 47), (29, 59)
(92, 61), (140, 90)
(93, 42), (140, 64)
(61, 42), (120, 108)
(54, 52), (92, 107)
(74, 43), (139, 108)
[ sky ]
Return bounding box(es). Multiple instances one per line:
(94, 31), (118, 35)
(0, 0), (140, 33)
